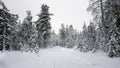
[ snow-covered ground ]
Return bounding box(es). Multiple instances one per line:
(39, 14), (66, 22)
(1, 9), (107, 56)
(0, 46), (120, 68)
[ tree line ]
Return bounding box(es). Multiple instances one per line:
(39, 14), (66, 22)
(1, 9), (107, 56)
(0, 0), (120, 57)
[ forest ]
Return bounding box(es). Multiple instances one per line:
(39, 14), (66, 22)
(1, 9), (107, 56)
(0, 0), (120, 58)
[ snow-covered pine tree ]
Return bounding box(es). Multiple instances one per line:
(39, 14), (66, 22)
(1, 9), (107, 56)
(59, 24), (79, 48)
(65, 25), (78, 48)
(65, 25), (74, 48)
(102, 0), (120, 57)
(87, 22), (96, 51)
(77, 31), (83, 50)
(59, 24), (66, 47)
(95, 27), (101, 51)
(13, 20), (22, 50)
(20, 11), (38, 52)
(79, 22), (88, 52)
(50, 30), (60, 47)
(36, 4), (52, 48)
(8, 14), (19, 50)
(107, 17), (120, 57)
(0, 1), (18, 51)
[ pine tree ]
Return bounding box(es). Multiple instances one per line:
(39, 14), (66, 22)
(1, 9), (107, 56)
(13, 21), (22, 50)
(8, 14), (18, 50)
(0, 1), (18, 51)
(81, 22), (88, 52)
(87, 22), (96, 51)
(59, 24), (79, 48)
(50, 30), (60, 47)
(65, 25), (78, 48)
(59, 24), (66, 47)
(101, 0), (120, 57)
(107, 17), (120, 57)
(20, 11), (38, 52)
(36, 4), (52, 48)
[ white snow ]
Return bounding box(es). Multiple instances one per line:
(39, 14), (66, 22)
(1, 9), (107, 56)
(0, 46), (120, 68)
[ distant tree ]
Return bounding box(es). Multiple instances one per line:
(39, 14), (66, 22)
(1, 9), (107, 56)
(50, 31), (60, 47)
(80, 22), (88, 52)
(87, 22), (96, 51)
(59, 24), (79, 48)
(59, 24), (66, 47)
(65, 25), (78, 48)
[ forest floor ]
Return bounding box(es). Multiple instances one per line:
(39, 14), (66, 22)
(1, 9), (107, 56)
(0, 46), (120, 68)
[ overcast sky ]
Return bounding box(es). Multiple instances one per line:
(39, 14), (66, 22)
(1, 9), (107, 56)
(3, 0), (92, 34)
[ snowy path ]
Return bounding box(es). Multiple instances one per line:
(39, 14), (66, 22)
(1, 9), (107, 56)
(0, 46), (120, 68)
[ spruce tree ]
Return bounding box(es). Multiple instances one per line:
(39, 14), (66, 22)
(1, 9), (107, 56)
(20, 11), (37, 52)
(81, 22), (88, 52)
(0, 1), (18, 51)
(65, 25), (78, 48)
(87, 22), (96, 51)
(36, 4), (52, 48)
(59, 24), (66, 47)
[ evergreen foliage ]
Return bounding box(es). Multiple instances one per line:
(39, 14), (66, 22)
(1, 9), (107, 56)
(36, 4), (52, 48)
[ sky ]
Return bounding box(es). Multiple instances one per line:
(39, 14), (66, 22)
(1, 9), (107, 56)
(3, 0), (92, 34)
